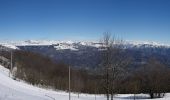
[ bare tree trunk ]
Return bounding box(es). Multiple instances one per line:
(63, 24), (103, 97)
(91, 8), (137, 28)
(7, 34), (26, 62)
(149, 93), (154, 99)
(107, 67), (109, 100)
(134, 94), (136, 100)
(107, 94), (109, 100)
(101, 32), (128, 100)
(111, 93), (113, 100)
(69, 66), (71, 100)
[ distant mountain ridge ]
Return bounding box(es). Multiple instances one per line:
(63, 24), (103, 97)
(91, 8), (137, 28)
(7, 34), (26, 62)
(1, 40), (170, 70)
(0, 40), (170, 50)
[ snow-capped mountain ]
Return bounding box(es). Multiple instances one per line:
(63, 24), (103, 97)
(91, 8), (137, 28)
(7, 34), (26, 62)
(1, 40), (169, 69)
(0, 39), (170, 70)
(125, 41), (170, 49)
(0, 40), (169, 50)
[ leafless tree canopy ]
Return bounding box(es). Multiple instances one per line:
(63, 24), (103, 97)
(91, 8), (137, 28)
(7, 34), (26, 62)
(100, 32), (130, 100)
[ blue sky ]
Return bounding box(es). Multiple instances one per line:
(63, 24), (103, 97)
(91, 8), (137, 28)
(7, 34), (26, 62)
(0, 0), (170, 44)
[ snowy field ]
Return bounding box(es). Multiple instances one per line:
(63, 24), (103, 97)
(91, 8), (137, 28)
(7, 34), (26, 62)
(0, 65), (169, 100)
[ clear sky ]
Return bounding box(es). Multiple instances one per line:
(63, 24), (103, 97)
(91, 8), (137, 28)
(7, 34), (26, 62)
(0, 0), (170, 44)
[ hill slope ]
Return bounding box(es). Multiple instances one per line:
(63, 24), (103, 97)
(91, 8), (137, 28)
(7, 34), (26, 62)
(0, 65), (170, 100)
(0, 65), (104, 100)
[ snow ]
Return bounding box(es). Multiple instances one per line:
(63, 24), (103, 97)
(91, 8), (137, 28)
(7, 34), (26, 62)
(125, 40), (170, 48)
(54, 43), (78, 51)
(0, 65), (104, 100)
(0, 40), (170, 50)
(0, 44), (19, 50)
(0, 65), (170, 100)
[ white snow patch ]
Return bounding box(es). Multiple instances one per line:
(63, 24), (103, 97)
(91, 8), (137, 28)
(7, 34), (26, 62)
(0, 44), (18, 49)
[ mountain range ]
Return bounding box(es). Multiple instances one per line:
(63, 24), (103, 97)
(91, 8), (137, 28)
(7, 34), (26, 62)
(0, 40), (170, 70)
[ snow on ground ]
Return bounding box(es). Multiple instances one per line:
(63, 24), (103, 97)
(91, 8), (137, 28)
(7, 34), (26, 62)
(0, 65), (169, 100)
(0, 65), (104, 100)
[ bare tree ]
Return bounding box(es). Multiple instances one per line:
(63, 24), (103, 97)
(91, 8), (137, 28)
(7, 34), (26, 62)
(138, 57), (167, 99)
(148, 58), (167, 98)
(100, 32), (130, 100)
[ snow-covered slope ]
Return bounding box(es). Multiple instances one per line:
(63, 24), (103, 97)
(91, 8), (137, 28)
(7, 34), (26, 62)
(0, 65), (105, 100)
(0, 65), (170, 100)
